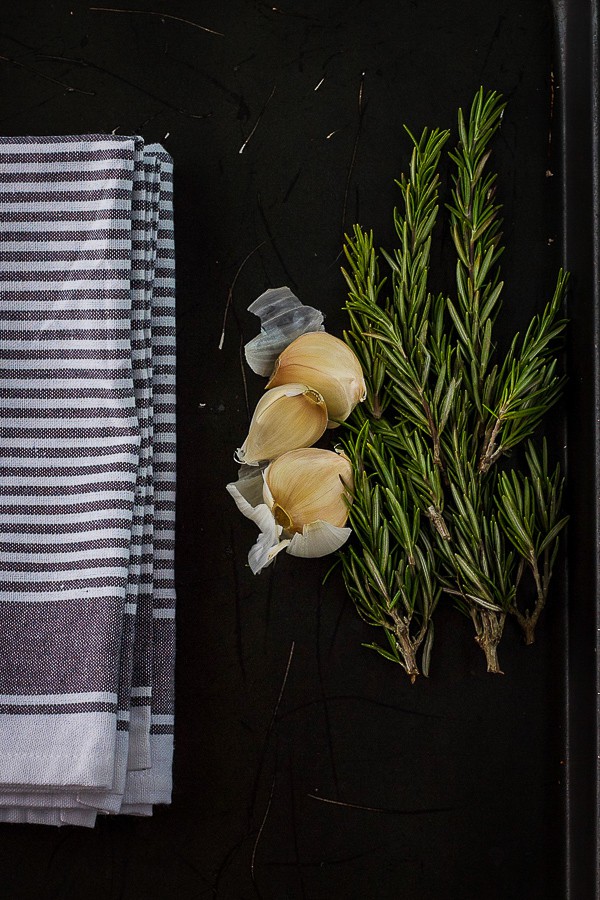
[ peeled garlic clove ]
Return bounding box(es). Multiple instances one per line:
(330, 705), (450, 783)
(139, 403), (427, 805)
(263, 447), (354, 534)
(244, 287), (325, 376)
(266, 331), (366, 427)
(236, 383), (328, 465)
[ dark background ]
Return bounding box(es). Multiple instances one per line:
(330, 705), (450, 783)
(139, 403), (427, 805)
(0, 1), (596, 898)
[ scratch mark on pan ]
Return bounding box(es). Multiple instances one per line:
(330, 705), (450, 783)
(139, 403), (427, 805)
(270, 641), (295, 732)
(257, 192), (297, 289)
(251, 760), (278, 894)
(239, 334), (251, 421)
(230, 526), (248, 683)
(477, 13), (506, 83)
(314, 76), (325, 91)
(212, 836), (247, 896)
(267, 4), (321, 22)
(341, 70), (367, 235)
(170, 851), (214, 889)
(0, 92), (63, 126)
(247, 640), (295, 824)
(36, 54), (212, 120)
(263, 557), (275, 649)
(260, 842), (391, 869)
(328, 589), (349, 656)
(219, 241), (266, 350)
(167, 56), (250, 116)
(250, 642), (296, 890)
(89, 6), (224, 36)
(282, 169), (302, 203)
(0, 53), (96, 95)
(134, 110), (162, 131)
(316, 580), (340, 797)
(307, 794), (455, 815)
(278, 693), (456, 721)
(245, 642), (295, 895)
(239, 84), (276, 154)
(287, 747), (308, 898)
(546, 66), (555, 176)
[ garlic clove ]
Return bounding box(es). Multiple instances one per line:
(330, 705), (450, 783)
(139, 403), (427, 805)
(244, 287), (325, 376)
(286, 520), (352, 558)
(236, 383), (328, 465)
(228, 448), (354, 570)
(263, 447), (353, 533)
(266, 331), (366, 427)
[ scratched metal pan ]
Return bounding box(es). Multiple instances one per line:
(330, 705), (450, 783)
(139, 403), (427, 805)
(0, 0), (597, 898)
(555, 0), (600, 897)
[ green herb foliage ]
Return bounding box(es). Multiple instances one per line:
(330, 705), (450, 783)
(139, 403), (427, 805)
(340, 89), (568, 677)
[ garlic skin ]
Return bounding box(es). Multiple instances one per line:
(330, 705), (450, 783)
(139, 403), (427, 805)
(226, 447), (354, 572)
(266, 331), (366, 427)
(236, 383), (327, 466)
(226, 468), (287, 574)
(244, 287), (325, 377)
(283, 520), (353, 559)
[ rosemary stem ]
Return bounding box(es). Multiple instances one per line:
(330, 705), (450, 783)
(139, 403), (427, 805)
(390, 609), (420, 681)
(472, 609), (506, 674)
(479, 414), (504, 474)
(509, 552), (547, 645)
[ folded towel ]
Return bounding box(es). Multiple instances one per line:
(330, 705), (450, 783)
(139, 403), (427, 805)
(0, 134), (176, 825)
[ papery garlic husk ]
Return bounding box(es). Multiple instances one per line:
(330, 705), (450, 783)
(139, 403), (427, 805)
(244, 287), (325, 376)
(263, 447), (354, 558)
(236, 383), (328, 465)
(226, 467), (287, 574)
(266, 331), (366, 427)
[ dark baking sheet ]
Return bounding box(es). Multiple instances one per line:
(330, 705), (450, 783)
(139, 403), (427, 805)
(0, 1), (597, 897)
(555, 0), (600, 896)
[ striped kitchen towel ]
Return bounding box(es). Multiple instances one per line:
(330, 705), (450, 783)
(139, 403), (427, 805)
(0, 134), (176, 826)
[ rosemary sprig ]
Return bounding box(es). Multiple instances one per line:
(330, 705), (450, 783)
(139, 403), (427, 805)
(497, 438), (568, 644)
(339, 88), (568, 677)
(341, 423), (439, 680)
(343, 127), (451, 460)
(432, 421), (516, 672)
(446, 89), (505, 434)
(340, 127), (449, 678)
(479, 278), (568, 472)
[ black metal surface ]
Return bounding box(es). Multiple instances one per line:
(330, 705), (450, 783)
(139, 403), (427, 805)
(0, 1), (595, 898)
(553, 0), (600, 897)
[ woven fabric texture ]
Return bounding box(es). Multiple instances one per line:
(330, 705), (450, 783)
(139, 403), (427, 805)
(0, 135), (176, 825)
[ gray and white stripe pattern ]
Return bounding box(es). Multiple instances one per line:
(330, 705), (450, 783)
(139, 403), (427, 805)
(0, 135), (176, 825)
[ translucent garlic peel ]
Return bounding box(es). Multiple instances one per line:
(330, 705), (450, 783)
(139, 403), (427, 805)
(244, 287), (325, 376)
(286, 521), (352, 557)
(252, 534), (289, 573)
(236, 383), (327, 465)
(229, 465), (266, 508)
(226, 472), (282, 574)
(266, 331), (366, 426)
